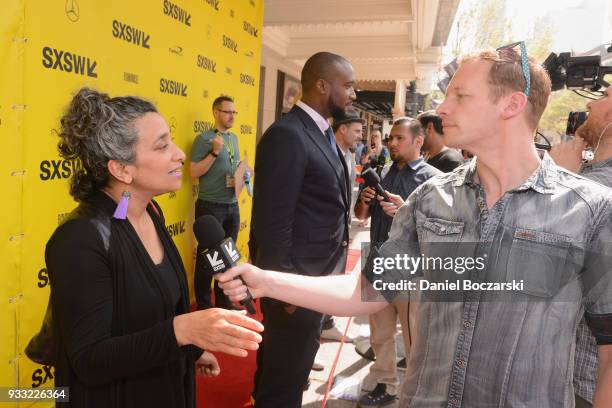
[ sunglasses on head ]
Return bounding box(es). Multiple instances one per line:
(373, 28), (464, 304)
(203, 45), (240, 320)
(496, 41), (531, 97)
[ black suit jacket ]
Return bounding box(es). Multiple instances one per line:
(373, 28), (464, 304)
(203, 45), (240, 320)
(250, 105), (350, 276)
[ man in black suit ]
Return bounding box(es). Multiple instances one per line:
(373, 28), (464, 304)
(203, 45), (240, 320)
(249, 52), (356, 407)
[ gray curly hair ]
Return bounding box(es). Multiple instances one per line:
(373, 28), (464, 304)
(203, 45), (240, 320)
(57, 87), (157, 201)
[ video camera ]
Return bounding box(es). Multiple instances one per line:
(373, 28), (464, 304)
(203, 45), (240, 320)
(542, 43), (612, 93)
(534, 44), (612, 150)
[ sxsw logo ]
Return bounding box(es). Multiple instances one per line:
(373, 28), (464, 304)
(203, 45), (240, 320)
(240, 125), (253, 135)
(194, 120), (214, 133)
(112, 20), (150, 49)
(32, 365), (54, 388)
(243, 21), (258, 37)
(42, 46), (97, 78)
(206, 250), (227, 272)
(39, 159), (83, 181)
(207, 241), (239, 272)
(222, 241), (240, 263)
(167, 220), (186, 237)
(37, 268), (50, 288)
(240, 73), (255, 86)
(160, 78), (188, 97)
(163, 0), (191, 26)
(222, 35), (238, 53)
(197, 55), (216, 72)
(204, 0), (219, 11)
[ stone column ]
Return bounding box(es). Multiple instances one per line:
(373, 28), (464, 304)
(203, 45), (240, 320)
(392, 79), (406, 120)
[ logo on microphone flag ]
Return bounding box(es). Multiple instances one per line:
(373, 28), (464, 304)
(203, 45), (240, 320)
(206, 250), (226, 272)
(223, 241), (240, 262)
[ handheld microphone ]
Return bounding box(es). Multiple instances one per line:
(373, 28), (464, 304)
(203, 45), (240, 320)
(244, 170), (253, 196)
(361, 168), (390, 202)
(375, 154), (386, 175)
(193, 215), (256, 314)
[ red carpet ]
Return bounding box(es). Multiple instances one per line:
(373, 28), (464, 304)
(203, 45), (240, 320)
(197, 249), (361, 407)
(197, 300), (262, 408)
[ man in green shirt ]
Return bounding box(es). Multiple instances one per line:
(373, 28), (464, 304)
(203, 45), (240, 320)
(190, 95), (247, 309)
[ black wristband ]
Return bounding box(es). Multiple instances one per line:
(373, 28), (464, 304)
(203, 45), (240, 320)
(210, 151), (219, 158)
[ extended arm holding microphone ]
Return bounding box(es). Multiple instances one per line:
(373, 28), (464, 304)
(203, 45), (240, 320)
(217, 264), (387, 317)
(217, 192), (421, 317)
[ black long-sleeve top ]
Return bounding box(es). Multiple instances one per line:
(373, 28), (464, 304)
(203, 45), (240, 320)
(46, 191), (202, 408)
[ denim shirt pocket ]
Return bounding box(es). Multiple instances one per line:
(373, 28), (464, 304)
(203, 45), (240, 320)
(419, 218), (465, 242)
(418, 218), (466, 275)
(507, 228), (571, 298)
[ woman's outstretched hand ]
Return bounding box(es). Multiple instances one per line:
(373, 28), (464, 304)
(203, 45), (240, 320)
(173, 307), (263, 357)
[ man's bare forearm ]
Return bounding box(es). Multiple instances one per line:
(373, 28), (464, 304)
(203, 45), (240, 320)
(190, 154), (216, 178)
(264, 270), (386, 316)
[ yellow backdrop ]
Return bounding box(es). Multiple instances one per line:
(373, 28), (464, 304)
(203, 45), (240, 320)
(0, 0), (263, 403)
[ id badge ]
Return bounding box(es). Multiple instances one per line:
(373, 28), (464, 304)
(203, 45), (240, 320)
(225, 174), (236, 188)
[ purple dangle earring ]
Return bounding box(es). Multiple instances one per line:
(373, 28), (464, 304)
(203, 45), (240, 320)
(113, 191), (131, 219)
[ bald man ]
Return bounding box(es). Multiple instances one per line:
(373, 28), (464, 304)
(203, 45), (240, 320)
(248, 52), (356, 406)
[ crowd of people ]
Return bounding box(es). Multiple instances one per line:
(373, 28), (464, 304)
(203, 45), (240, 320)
(35, 44), (612, 408)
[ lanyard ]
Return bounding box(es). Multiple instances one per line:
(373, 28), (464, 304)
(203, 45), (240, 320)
(216, 130), (236, 168)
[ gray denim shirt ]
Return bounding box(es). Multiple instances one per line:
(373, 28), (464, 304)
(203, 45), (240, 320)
(373, 153), (612, 407)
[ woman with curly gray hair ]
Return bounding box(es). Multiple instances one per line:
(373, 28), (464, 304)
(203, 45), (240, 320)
(44, 88), (262, 407)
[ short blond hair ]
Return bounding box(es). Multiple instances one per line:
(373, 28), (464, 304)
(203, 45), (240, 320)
(460, 48), (551, 129)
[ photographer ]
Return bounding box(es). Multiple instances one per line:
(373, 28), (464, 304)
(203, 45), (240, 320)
(360, 129), (389, 171)
(550, 86), (612, 408)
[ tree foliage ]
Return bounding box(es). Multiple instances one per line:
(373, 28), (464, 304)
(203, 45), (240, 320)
(451, 0), (511, 55)
(538, 91), (586, 141)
